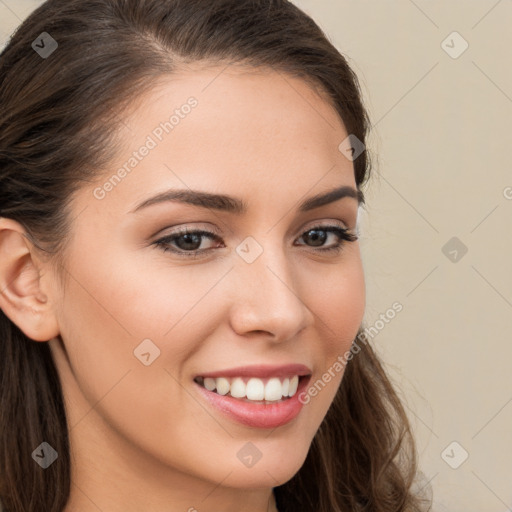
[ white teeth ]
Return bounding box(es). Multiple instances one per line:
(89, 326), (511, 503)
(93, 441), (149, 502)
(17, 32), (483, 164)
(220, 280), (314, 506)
(264, 377), (283, 401)
(197, 375), (303, 401)
(215, 377), (230, 396)
(246, 378), (265, 400)
(230, 377), (246, 398)
(204, 377), (216, 391)
(288, 375), (299, 396)
(282, 377), (290, 397)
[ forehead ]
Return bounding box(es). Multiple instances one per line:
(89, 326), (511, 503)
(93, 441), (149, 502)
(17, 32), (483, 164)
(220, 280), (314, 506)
(79, 65), (355, 216)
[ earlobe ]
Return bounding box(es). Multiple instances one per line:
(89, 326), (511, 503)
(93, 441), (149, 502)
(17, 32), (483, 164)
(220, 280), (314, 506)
(0, 218), (60, 342)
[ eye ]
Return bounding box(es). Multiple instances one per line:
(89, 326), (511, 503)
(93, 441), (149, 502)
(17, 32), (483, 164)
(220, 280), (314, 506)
(294, 225), (358, 253)
(154, 229), (223, 257)
(153, 224), (357, 259)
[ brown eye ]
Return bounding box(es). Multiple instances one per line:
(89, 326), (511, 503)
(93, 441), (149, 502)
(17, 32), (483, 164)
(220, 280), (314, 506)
(301, 228), (328, 247)
(173, 232), (204, 251)
(296, 225), (357, 252)
(154, 229), (223, 258)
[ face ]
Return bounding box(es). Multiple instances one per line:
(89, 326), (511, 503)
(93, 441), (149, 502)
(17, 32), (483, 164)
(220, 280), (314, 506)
(44, 65), (365, 506)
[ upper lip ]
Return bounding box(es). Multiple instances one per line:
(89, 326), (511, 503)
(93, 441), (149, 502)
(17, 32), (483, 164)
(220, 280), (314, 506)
(196, 364), (312, 380)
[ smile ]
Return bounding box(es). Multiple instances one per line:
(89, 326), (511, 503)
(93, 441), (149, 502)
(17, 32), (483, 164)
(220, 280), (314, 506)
(193, 372), (312, 429)
(194, 375), (301, 403)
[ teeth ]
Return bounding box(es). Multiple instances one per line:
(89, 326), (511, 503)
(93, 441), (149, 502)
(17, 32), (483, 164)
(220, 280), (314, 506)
(246, 377), (265, 400)
(288, 375), (299, 396)
(204, 377), (216, 391)
(196, 375), (301, 401)
(282, 377), (290, 397)
(215, 377), (230, 396)
(230, 377), (246, 398)
(264, 378), (283, 401)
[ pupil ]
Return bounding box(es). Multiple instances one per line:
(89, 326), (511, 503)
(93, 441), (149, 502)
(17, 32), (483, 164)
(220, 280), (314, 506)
(178, 233), (201, 250)
(305, 229), (326, 246)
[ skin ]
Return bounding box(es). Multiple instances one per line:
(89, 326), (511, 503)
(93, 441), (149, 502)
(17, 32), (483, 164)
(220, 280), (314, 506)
(0, 65), (365, 512)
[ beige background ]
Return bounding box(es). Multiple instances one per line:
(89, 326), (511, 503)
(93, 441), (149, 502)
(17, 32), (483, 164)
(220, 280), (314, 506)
(1, 1), (511, 510)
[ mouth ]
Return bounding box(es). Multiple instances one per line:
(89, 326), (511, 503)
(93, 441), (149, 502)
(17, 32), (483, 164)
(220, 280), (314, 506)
(192, 364), (313, 428)
(193, 374), (309, 404)
(191, 363), (313, 428)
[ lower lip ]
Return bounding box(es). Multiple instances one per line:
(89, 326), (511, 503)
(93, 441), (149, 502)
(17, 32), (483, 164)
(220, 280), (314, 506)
(194, 376), (311, 429)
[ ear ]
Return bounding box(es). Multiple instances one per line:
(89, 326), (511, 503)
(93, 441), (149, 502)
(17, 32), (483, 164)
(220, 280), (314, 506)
(0, 217), (60, 342)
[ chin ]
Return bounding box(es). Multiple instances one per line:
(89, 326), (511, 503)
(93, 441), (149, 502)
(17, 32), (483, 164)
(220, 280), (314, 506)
(224, 467), (301, 490)
(222, 445), (310, 489)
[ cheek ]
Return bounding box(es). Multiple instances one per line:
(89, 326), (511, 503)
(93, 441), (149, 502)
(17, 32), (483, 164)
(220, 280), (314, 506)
(110, 252), (231, 338)
(54, 247), (226, 418)
(313, 255), (366, 351)
(300, 255), (365, 411)
(64, 245), (227, 350)
(56, 261), (231, 473)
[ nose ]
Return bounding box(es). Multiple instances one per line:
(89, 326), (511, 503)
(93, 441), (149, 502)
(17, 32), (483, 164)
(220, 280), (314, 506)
(228, 244), (315, 341)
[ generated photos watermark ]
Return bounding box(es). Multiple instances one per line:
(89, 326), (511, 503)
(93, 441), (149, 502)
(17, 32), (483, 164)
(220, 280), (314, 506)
(93, 97), (198, 200)
(298, 301), (403, 404)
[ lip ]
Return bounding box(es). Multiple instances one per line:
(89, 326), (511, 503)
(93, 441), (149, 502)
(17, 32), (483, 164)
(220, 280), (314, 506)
(193, 374), (312, 429)
(195, 363), (312, 380)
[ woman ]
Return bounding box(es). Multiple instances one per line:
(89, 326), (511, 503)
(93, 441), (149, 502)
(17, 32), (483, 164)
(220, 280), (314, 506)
(0, 0), (432, 511)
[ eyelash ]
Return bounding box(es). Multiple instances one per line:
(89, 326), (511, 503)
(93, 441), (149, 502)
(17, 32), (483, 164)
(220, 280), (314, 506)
(153, 224), (358, 259)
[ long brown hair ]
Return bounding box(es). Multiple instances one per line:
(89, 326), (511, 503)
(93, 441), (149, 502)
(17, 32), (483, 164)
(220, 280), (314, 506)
(0, 1), (432, 510)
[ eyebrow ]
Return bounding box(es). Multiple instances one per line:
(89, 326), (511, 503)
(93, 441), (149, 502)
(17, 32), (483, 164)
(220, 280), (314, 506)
(129, 185), (363, 214)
